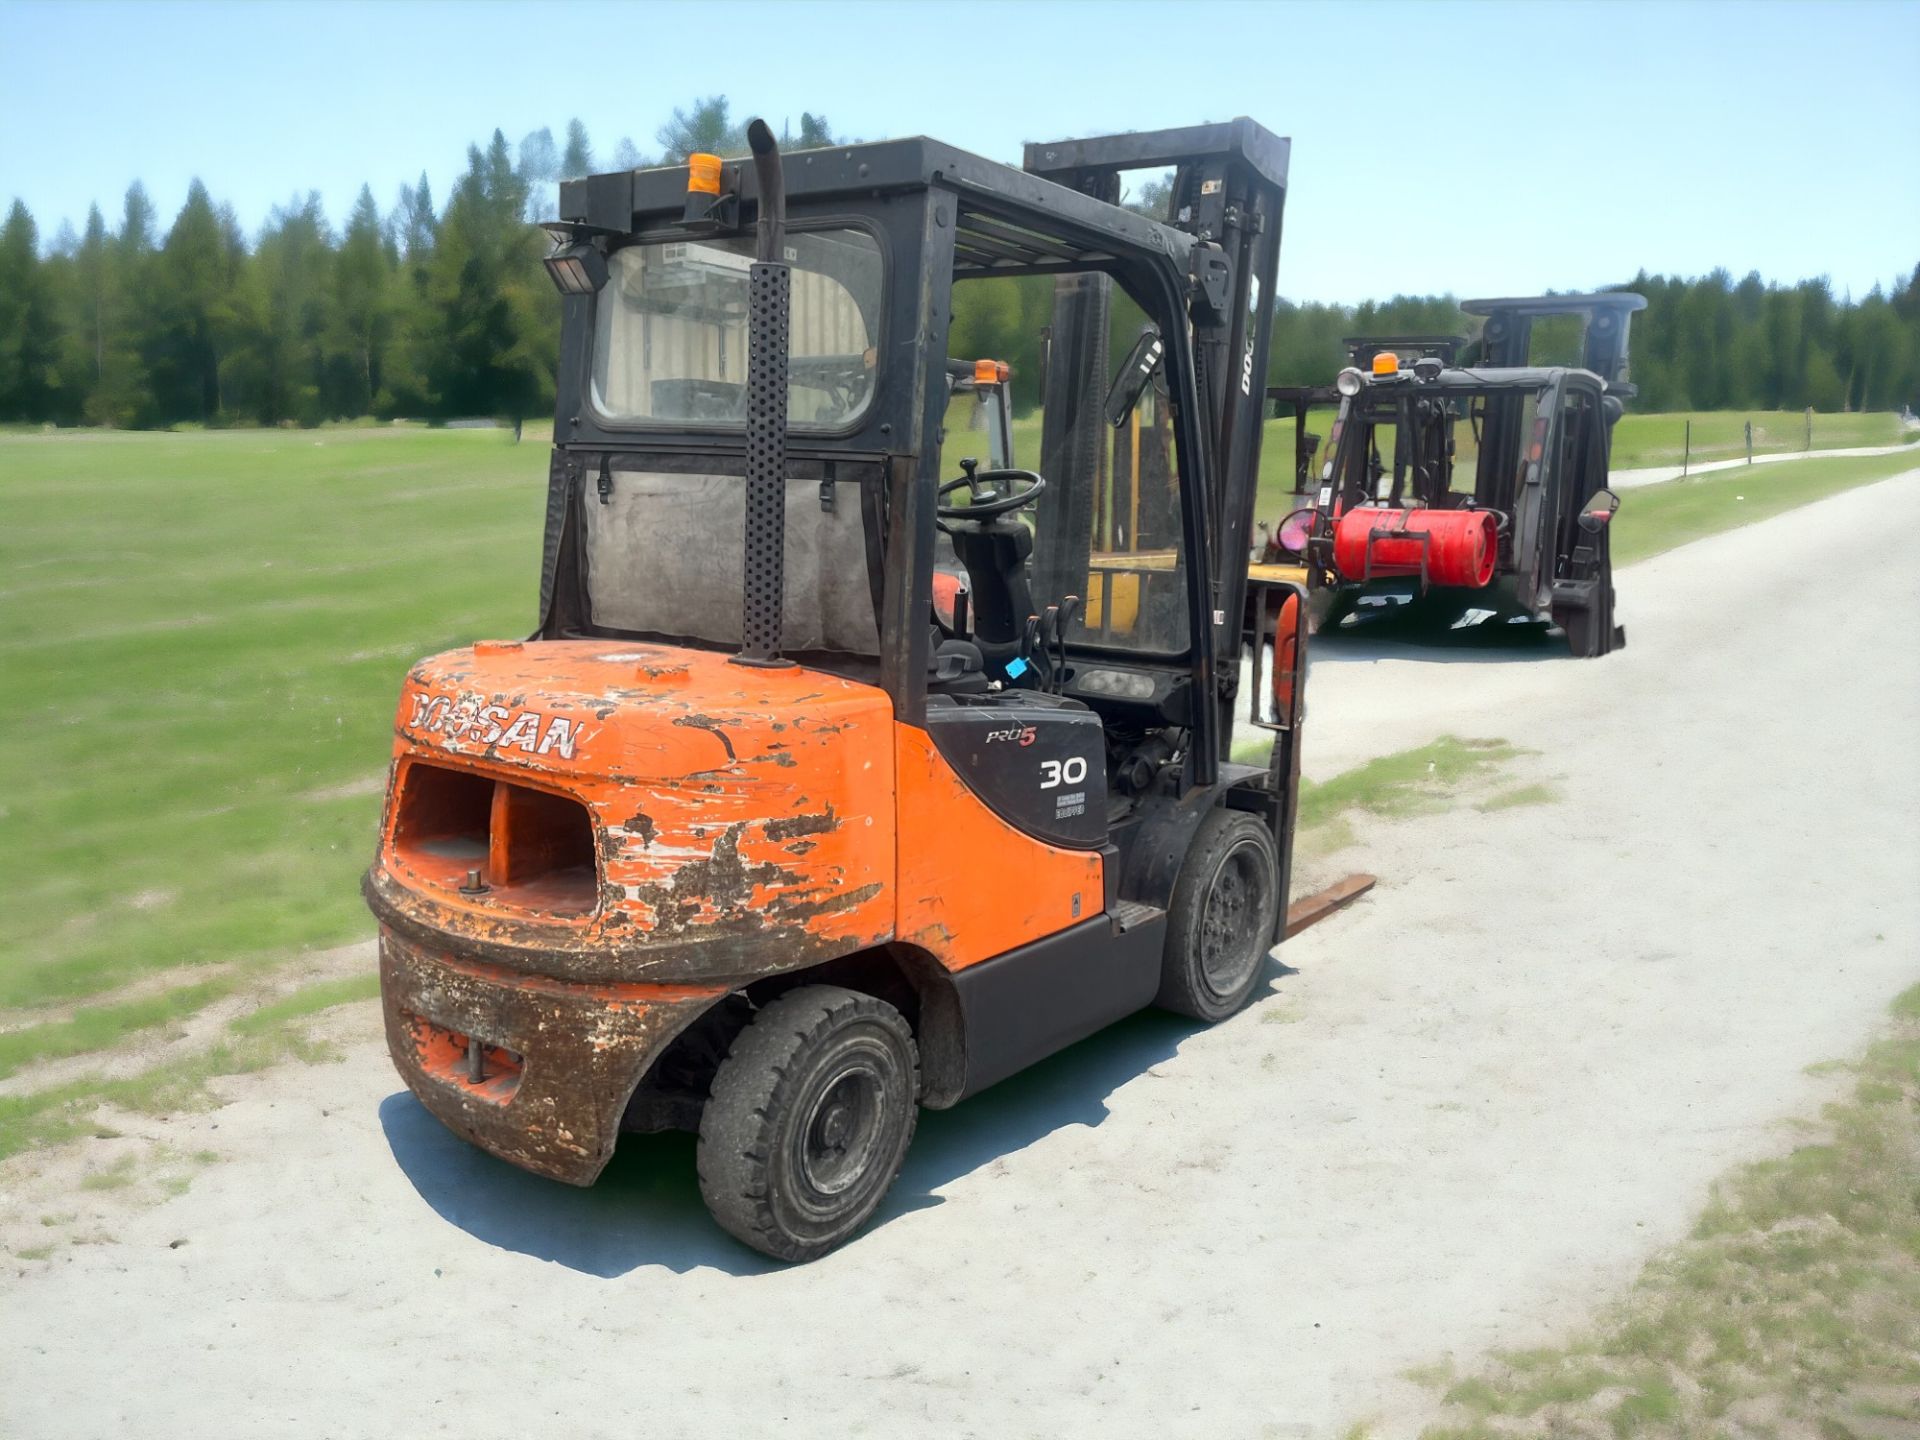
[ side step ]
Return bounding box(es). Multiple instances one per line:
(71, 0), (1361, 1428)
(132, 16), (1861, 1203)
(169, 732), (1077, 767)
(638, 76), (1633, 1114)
(1109, 899), (1164, 933)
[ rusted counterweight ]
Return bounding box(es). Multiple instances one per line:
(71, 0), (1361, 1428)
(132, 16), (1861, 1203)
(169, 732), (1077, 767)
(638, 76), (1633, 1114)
(379, 932), (723, 1184)
(367, 640), (898, 976)
(366, 638), (891, 1181)
(365, 636), (1102, 1182)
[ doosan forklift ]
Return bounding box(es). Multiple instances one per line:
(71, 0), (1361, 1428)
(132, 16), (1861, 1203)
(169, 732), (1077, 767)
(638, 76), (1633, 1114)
(367, 117), (1310, 1260)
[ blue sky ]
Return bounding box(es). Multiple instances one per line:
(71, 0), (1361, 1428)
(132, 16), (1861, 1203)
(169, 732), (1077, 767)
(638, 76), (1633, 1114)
(1, 0), (1914, 304)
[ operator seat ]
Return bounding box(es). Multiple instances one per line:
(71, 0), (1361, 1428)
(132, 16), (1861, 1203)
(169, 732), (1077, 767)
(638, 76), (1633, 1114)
(945, 515), (1037, 667)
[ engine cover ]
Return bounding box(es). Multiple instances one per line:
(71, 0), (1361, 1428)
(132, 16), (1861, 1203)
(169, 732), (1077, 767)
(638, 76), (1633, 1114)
(924, 693), (1108, 849)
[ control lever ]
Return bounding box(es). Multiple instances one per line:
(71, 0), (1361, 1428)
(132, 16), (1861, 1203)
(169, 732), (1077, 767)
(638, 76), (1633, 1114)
(1018, 614), (1042, 689)
(953, 585), (970, 639)
(1054, 595), (1080, 689)
(1037, 606), (1061, 693)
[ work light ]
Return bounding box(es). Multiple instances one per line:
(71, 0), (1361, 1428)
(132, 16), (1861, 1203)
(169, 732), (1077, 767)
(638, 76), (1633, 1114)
(542, 240), (607, 297)
(1334, 366), (1364, 397)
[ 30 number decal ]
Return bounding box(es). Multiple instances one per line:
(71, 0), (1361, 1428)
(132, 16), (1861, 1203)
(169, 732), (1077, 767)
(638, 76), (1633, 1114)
(1040, 756), (1088, 789)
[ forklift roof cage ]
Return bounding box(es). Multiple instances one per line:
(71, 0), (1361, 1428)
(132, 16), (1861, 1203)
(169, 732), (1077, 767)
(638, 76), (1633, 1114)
(545, 123), (1290, 783)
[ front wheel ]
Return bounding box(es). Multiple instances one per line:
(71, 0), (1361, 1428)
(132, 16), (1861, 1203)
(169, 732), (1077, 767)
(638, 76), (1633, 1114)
(697, 985), (919, 1262)
(1155, 809), (1282, 1022)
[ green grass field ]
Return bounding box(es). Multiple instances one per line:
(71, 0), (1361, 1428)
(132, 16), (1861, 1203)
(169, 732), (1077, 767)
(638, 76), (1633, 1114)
(1607, 409), (1911, 470)
(0, 426), (540, 1015)
(1, 421), (1915, 1133)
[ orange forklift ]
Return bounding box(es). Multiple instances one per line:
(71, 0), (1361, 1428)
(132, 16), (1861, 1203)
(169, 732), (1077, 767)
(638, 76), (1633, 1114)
(367, 118), (1308, 1260)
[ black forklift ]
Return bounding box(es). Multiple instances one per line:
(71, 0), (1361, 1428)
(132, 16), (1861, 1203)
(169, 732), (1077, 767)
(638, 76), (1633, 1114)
(1269, 294), (1644, 656)
(1260, 333), (1461, 568)
(370, 118), (1311, 1260)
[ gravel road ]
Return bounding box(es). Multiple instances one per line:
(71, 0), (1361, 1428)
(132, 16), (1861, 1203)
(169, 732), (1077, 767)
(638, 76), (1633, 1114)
(5, 470), (1917, 1440)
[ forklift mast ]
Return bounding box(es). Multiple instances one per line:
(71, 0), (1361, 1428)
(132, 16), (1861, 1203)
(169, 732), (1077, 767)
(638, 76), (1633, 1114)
(1024, 121), (1290, 684)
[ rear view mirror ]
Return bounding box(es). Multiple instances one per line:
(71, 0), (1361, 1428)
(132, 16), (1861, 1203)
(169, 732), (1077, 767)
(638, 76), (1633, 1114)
(1105, 328), (1164, 428)
(1274, 507), (1315, 560)
(1578, 488), (1620, 533)
(1249, 582), (1308, 732)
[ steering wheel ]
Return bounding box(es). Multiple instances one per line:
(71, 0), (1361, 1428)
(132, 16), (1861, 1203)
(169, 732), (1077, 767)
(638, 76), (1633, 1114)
(937, 461), (1047, 521)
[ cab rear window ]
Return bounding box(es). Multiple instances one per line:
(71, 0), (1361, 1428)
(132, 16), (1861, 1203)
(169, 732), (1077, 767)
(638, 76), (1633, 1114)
(590, 229), (883, 431)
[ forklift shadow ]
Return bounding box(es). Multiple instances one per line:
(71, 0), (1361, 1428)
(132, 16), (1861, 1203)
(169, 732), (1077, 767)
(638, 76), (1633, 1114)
(377, 976), (1279, 1277)
(1311, 610), (1567, 665)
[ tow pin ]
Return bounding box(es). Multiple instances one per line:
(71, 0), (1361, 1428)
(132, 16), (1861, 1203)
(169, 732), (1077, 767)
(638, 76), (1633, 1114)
(460, 868), (490, 896)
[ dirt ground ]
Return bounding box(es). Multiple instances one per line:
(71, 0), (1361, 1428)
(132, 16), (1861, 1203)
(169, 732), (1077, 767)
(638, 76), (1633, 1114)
(4, 470), (1916, 1439)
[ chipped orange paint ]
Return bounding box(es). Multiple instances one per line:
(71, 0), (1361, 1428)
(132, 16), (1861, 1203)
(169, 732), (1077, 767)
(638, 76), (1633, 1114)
(411, 1022), (524, 1106)
(893, 724), (1104, 970)
(374, 638), (1107, 981)
(402, 947), (727, 1006)
(373, 640), (897, 976)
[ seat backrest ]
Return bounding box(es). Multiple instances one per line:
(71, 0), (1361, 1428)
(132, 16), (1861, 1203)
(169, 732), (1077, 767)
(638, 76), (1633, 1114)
(947, 519), (1035, 649)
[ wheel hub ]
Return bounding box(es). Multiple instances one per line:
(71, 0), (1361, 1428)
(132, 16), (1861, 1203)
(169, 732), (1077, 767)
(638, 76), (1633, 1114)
(1199, 842), (1269, 992)
(798, 1067), (881, 1197)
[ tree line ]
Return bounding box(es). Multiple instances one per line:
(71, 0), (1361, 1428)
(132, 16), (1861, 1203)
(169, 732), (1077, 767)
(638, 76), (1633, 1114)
(1, 96), (1914, 428)
(1265, 267), (1920, 414)
(0, 99), (838, 430)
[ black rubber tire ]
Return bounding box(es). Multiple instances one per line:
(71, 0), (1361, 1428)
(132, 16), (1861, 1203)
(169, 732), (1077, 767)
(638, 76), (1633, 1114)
(1155, 808), (1281, 1022)
(697, 984), (919, 1263)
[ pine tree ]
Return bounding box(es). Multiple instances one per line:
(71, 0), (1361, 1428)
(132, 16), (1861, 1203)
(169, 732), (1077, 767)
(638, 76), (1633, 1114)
(41, 207), (108, 423)
(560, 119), (594, 180)
(333, 185), (393, 415)
(395, 172), (438, 263)
(243, 193), (337, 424)
(0, 200), (62, 422)
(385, 173), (440, 416)
(428, 135), (552, 429)
(86, 184), (160, 425)
(151, 180), (246, 423)
(75, 206), (109, 388)
(121, 181), (157, 255)
(656, 96), (745, 160)
(517, 127), (560, 221)
(796, 113), (838, 149)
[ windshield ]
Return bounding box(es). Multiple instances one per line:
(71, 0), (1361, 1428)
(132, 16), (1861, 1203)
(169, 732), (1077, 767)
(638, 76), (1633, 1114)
(590, 228), (884, 430)
(1336, 384), (1544, 503)
(939, 271), (1190, 657)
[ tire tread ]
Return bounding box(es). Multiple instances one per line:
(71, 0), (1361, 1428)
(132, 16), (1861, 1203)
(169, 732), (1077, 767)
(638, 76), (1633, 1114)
(697, 984), (918, 1262)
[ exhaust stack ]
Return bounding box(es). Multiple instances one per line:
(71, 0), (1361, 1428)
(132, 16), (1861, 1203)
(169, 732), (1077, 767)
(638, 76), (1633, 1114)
(733, 118), (793, 668)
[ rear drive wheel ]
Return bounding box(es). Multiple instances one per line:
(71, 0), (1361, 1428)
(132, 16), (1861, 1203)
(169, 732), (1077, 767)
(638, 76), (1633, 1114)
(697, 984), (918, 1262)
(1155, 809), (1281, 1022)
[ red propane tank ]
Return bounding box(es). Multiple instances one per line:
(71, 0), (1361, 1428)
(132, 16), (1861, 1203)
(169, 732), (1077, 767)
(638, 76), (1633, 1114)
(1331, 505), (1497, 588)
